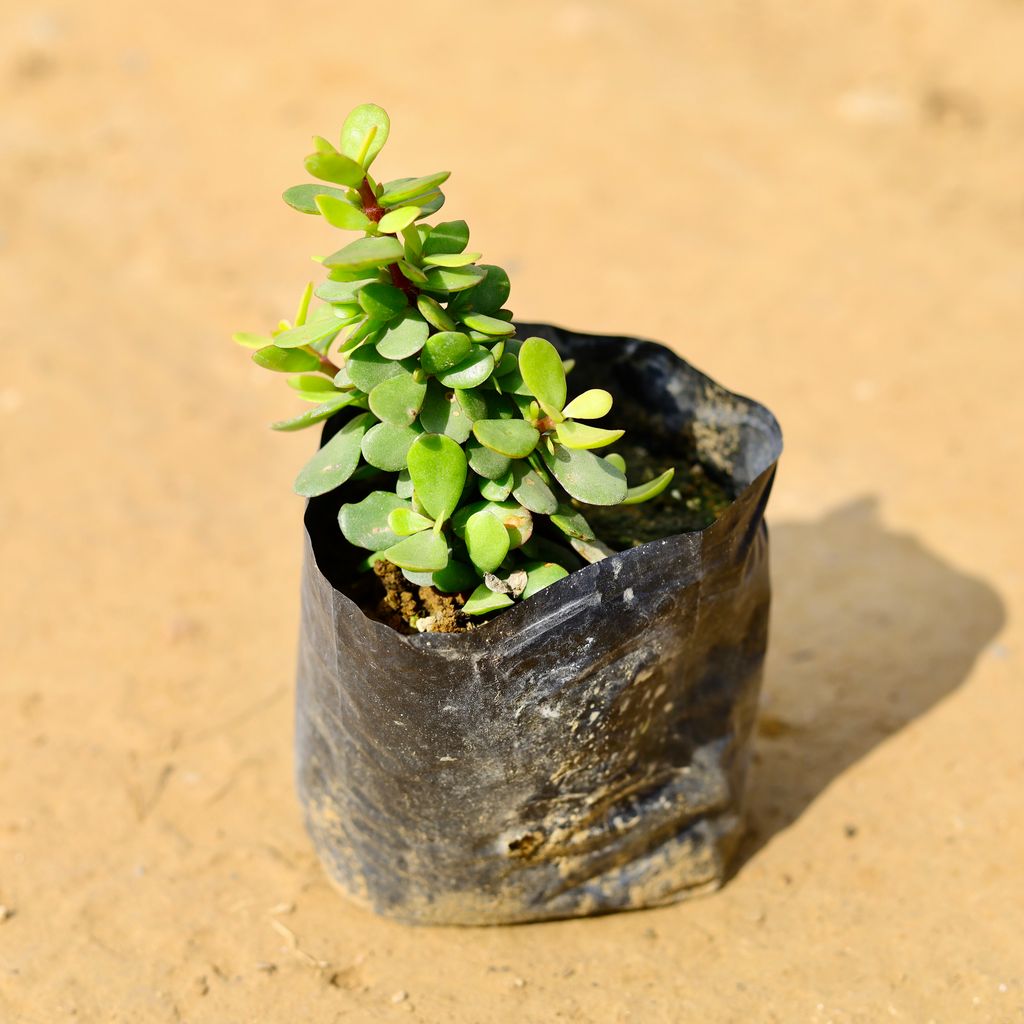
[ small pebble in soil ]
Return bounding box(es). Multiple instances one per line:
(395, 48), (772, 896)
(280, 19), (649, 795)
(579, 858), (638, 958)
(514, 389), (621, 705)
(390, 990), (408, 1004)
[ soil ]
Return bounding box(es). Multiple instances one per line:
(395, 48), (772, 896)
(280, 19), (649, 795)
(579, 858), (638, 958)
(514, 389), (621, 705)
(369, 560), (469, 634)
(2, 2), (1022, 1022)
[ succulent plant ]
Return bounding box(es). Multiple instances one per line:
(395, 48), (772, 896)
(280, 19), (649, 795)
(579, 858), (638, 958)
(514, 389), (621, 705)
(235, 103), (674, 616)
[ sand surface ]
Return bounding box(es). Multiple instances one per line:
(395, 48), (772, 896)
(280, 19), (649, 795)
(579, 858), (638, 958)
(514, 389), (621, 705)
(2, 1), (1022, 1021)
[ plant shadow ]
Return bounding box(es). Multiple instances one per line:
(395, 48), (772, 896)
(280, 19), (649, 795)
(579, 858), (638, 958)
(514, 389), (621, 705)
(737, 497), (1006, 866)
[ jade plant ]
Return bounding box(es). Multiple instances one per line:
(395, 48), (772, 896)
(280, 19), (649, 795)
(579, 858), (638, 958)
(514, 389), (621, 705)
(235, 103), (673, 617)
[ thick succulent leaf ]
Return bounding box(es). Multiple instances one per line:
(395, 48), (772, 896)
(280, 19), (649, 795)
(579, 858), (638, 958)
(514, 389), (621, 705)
(395, 469), (414, 499)
(621, 467), (675, 506)
(459, 312), (516, 337)
(252, 346), (321, 373)
(479, 467), (515, 501)
(304, 151), (364, 187)
(346, 346), (406, 392)
(472, 419), (539, 458)
(542, 442), (626, 505)
(410, 190), (445, 217)
(339, 103), (390, 168)
(418, 381), (474, 443)
(604, 452), (627, 474)
(562, 388), (614, 420)
(511, 462), (559, 515)
(293, 412), (372, 497)
(416, 294), (457, 331)
(456, 387), (489, 421)
(450, 264), (510, 313)
(271, 318), (342, 350)
(522, 562), (569, 599)
(396, 261), (427, 287)
(378, 172), (451, 207)
(360, 420), (419, 471)
(432, 560), (478, 594)
(358, 282), (407, 321)
(554, 421), (624, 450)
(463, 584), (513, 616)
(422, 220), (469, 256)
(422, 251), (481, 268)
(519, 336), (567, 414)
(376, 310), (429, 359)
(454, 501), (532, 548)
(378, 205), (420, 234)
(315, 193), (371, 231)
(368, 370), (427, 426)
(387, 507), (434, 536)
(286, 374), (337, 393)
(467, 438), (512, 480)
(549, 504), (595, 541)
(339, 491), (408, 551)
(422, 265), (486, 294)
(383, 530), (449, 573)
(234, 331), (272, 349)
(323, 235), (403, 272)
(571, 536), (616, 563)
(270, 393), (360, 432)
(283, 183), (355, 215)
(421, 331), (472, 375)
(407, 433), (467, 524)
(436, 349), (494, 389)
(465, 510), (510, 573)
(314, 278), (373, 304)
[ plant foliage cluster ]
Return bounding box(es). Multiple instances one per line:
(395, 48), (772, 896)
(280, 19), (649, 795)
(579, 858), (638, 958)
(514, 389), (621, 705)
(235, 104), (673, 616)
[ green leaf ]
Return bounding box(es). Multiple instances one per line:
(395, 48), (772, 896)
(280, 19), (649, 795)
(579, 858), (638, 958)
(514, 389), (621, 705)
(387, 507), (434, 536)
(422, 251), (482, 268)
(323, 235), (404, 273)
(360, 421), (419, 471)
(339, 103), (390, 168)
(519, 336), (567, 415)
(450, 264), (510, 313)
(315, 193), (371, 231)
(422, 265), (486, 294)
(621, 467), (675, 505)
(286, 374), (337, 393)
(549, 505), (595, 540)
(562, 389), (613, 420)
(358, 282), (407, 321)
(252, 346), (321, 373)
(411, 191), (445, 217)
(458, 312), (516, 337)
(571, 536), (616, 564)
(418, 381), (474, 443)
(604, 452), (627, 474)
(422, 220), (469, 256)
(377, 206), (420, 233)
(522, 562), (569, 600)
(554, 421), (624, 450)
(339, 491), (409, 551)
(271, 394), (359, 432)
(294, 412), (372, 497)
(368, 370), (427, 426)
(479, 467), (514, 501)
(416, 294), (456, 331)
(463, 583), (513, 616)
(421, 331), (471, 375)
(304, 151), (365, 187)
(272, 318), (343, 350)
(315, 279), (375, 306)
(432, 560), (478, 594)
(234, 331), (272, 349)
(542, 443), (626, 505)
(346, 346), (406, 392)
(378, 172), (451, 207)
(376, 310), (429, 359)
(283, 183), (354, 215)
(437, 349), (494, 389)
(397, 259), (428, 285)
(465, 510), (510, 573)
(395, 469), (414, 498)
(511, 463), (558, 514)
(472, 419), (539, 458)
(408, 433), (467, 523)
(457, 387), (489, 420)
(467, 439), (511, 480)
(383, 530), (449, 573)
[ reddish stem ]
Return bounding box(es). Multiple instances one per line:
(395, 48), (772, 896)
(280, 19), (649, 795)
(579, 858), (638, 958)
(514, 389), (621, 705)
(358, 177), (418, 300)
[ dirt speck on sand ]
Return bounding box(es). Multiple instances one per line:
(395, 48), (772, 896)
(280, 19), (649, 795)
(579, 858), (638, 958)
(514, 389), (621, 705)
(1, 0), (1021, 1021)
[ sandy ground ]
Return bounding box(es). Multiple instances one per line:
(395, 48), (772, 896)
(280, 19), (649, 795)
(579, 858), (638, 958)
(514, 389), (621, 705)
(1, 0), (1022, 1021)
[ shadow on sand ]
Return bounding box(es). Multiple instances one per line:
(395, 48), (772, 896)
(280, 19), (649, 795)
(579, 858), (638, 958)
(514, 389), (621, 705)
(737, 497), (1006, 866)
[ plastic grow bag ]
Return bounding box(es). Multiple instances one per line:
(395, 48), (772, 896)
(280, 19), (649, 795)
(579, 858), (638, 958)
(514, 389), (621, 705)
(295, 323), (783, 925)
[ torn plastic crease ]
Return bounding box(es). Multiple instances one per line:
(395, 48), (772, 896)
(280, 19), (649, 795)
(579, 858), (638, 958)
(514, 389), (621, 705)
(294, 323), (783, 925)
